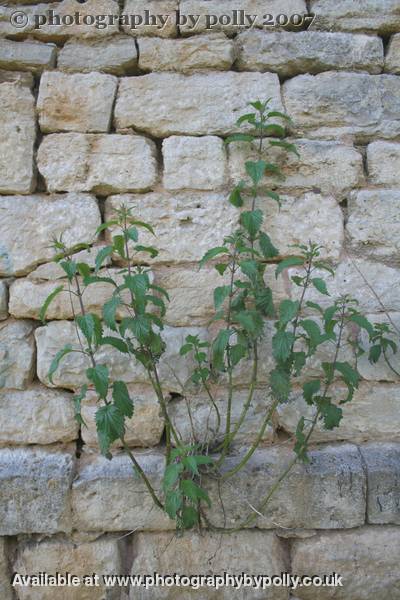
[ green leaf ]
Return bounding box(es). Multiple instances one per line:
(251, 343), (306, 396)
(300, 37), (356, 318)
(182, 456), (200, 475)
(239, 259), (259, 282)
(40, 285), (64, 323)
(134, 245), (159, 258)
(129, 219), (155, 235)
(225, 133), (255, 144)
(76, 314), (96, 345)
(270, 368), (291, 402)
(240, 209), (263, 240)
(126, 226), (138, 242)
(267, 110), (292, 122)
(214, 285), (231, 310)
(163, 463), (184, 491)
(292, 351), (306, 375)
(112, 381), (133, 418)
(113, 235), (126, 259)
(302, 380), (321, 405)
(48, 345), (73, 384)
(180, 479), (211, 507)
(299, 319), (325, 350)
(272, 330), (295, 362)
(236, 310), (264, 336)
(259, 232), (279, 258)
(311, 278), (330, 296)
(180, 343), (193, 356)
(103, 296), (120, 332)
(181, 506), (199, 529)
(245, 160), (267, 185)
(319, 400), (343, 430)
(350, 314), (374, 337)
(229, 185), (244, 208)
(275, 257), (304, 278)
(255, 287), (274, 317)
(86, 365), (109, 400)
(165, 490), (183, 520)
(72, 384), (88, 428)
(279, 299), (300, 325)
(76, 262), (91, 279)
(60, 260), (77, 282)
(95, 403), (125, 456)
(266, 190), (281, 206)
(96, 220), (119, 234)
(294, 416), (308, 463)
(215, 263), (229, 276)
(335, 362), (360, 389)
(199, 247), (229, 268)
(369, 344), (382, 364)
(212, 329), (232, 371)
(124, 273), (150, 297)
(230, 343), (247, 366)
(260, 123), (285, 137)
(100, 336), (129, 354)
(95, 246), (113, 273)
(269, 140), (300, 157)
(236, 113), (256, 126)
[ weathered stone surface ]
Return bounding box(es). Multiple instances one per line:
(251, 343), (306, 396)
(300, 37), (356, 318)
(0, 193), (101, 276)
(0, 447), (74, 535)
(229, 138), (363, 199)
(14, 538), (122, 600)
(169, 386), (275, 447)
(38, 133), (158, 193)
(130, 531), (289, 600)
(283, 73), (400, 141)
(115, 72), (282, 136)
(291, 526), (400, 599)
(346, 190), (400, 262)
(35, 320), (208, 393)
(139, 33), (234, 72)
(361, 443), (400, 525)
(81, 385), (164, 448)
(0, 79), (35, 194)
(0, 320), (35, 391)
(72, 451), (171, 531)
(105, 193), (238, 264)
(0, 0), (120, 40)
(0, 38), (56, 72)
(310, 0), (400, 34)
(236, 31), (384, 76)
(37, 72), (117, 133)
(0, 538), (12, 600)
(206, 444), (365, 530)
(0, 385), (78, 446)
(0, 283), (8, 321)
(357, 313), (400, 383)
(278, 383), (400, 443)
(385, 33), (400, 74)
(180, 0), (307, 34)
(163, 136), (227, 190)
(122, 0), (178, 38)
(28, 245), (111, 281)
(367, 141), (400, 185)
(58, 36), (138, 74)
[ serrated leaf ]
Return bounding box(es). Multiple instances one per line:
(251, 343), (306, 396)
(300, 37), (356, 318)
(230, 343), (247, 366)
(212, 329), (232, 371)
(245, 160), (267, 185)
(259, 232), (279, 258)
(40, 285), (64, 323)
(255, 287), (274, 317)
(273, 330), (295, 361)
(214, 285), (231, 310)
(103, 296), (120, 332)
(275, 256), (304, 278)
(86, 364), (109, 400)
(112, 381), (133, 418)
(270, 368), (291, 402)
(48, 345), (73, 384)
(236, 113), (256, 126)
(199, 247), (229, 268)
(101, 336), (129, 354)
(335, 362), (360, 389)
(269, 140), (300, 157)
(180, 343), (193, 356)
(302, 380), (321, 405)
(240, 209), (263, 240)
(95, 246), (113, 273)
(163, 463), (184, 491)
(95, 403), (125, 456)
(134, 245), (159, 258)
(279, 299), (300, 325)
(369, 344), (382, 364)
(60, 260), (77, 282)
(350, 314), (374, 337)
(229, 186), (244, 208)
(225, 133), (255, 144)
(73, 384), (88, 428)
(319, 400), (343, 430)
(165, 490), (183, 520)
(239, 259), (259, 282)
(311, 278), (330, 296)
(180, 479), (211, 507)
(181, 506), (199, 529)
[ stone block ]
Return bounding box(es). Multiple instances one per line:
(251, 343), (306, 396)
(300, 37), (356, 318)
(58, 36), (138, 74)
(0, 320), (35, 391)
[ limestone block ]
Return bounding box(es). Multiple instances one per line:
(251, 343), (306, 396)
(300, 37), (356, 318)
(236, 31), (383, 76)
(37, 133), (158, 193)
(0, 385), (78, 445)
(361, 443), (400, 525)
(229, 138), (363, 199)
(0, 538), (12, 600)
(0, 38), (56, 72)
(163, 136), (227, 190)
(283, 73), (400, 141)
(346, 189), (400, 261)
(0, 0), (120, 40)
(291, 526), (400, 599)
(72, 451), (171, 531)
(0, 447), (74, 535)
(81, 385), (164, 448)
(168, 386), (275, 447)
(138, 33), (234, 72)
(357, 313), (400, 382)
(206, 444), (365, 530)
(115, 72), (282, 136)
(0, 320), (35, 391)
(37, 71), (117, 133)
(14, 538), (122, 600)
(385, 33), (400, 74)
(104, 193), (239, 264)
(122, 0), (178, 38)
(130, 530), (289, 600)
(179, 0), (307, 35)
(0, 193), (101, 276)
(35, 320), (208, 393)
(310, 0), (400, 34)
(367, 141), (400, 185)
(58, 36), (138, 74)
(278, 383), (400, 443)
(0, 282), (8, 320)
(0, 78), (35, 194)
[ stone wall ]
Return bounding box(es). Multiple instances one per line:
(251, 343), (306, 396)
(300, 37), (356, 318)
(1, 1), (400, 598)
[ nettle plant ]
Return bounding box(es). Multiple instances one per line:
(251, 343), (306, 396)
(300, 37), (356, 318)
(42, 100), (393, 532)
